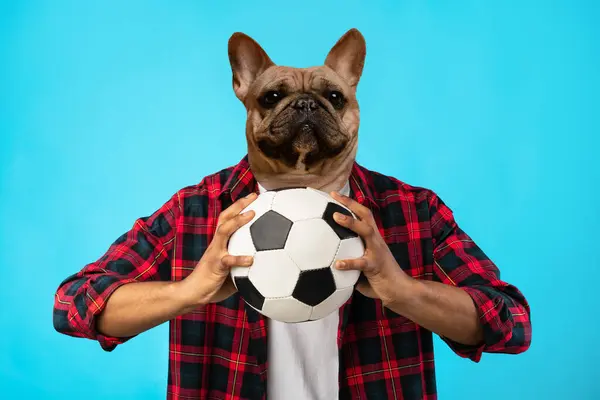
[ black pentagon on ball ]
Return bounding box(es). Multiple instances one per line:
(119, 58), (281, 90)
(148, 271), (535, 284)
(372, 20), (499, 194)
(250, 210), (293, 251)
(322, 202), (358, 240)
(292, 267), (337, 307)
(234, 277), (265, 310)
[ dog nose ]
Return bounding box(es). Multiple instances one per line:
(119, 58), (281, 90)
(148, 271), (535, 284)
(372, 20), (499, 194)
(292, 96), (318, 111)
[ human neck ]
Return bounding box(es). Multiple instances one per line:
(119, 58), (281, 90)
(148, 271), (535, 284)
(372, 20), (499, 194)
(256, 172), (349, 194)
(248, 144), (356, 194)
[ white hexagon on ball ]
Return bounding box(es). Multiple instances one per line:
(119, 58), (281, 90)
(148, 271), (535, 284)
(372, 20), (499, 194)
(248, 249), (300, 298)
(306, 187), (336, 202)
(306, 187), (354, 212)
(271, 188), (329, 222)
(331, 236), (364, 289)
(285, 219), (341, 271)
(228, 224), (255, 257)
(262, 296), (312, 323)
(230, 264), (250, 279)
(310, 286), (353, 320)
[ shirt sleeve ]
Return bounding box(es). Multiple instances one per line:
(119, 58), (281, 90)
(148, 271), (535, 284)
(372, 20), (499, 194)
(53, 192), (180, 351)
(428, 191), (532, 362)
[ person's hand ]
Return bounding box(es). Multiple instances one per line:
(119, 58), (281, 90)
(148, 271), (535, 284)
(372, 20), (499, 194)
(330, 192), (411, 306)
(178, 193), (258, 307)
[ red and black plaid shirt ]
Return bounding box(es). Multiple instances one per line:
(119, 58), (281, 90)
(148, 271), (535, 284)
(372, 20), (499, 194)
(53, 156), (531, 400)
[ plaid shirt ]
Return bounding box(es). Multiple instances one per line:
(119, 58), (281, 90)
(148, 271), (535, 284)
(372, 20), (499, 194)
(53, 156), (531, 400)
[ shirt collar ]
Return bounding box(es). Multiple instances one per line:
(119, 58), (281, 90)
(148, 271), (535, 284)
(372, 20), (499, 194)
(348, 162), (379, 210)
(219, 155), (379, 210)
(218, 156), (257, 202)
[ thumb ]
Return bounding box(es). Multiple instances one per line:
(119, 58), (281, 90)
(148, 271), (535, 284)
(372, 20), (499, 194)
(355, 280), (377, 299)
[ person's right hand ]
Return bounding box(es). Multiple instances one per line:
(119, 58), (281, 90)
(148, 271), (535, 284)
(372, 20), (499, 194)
(178, 192), (258, 307)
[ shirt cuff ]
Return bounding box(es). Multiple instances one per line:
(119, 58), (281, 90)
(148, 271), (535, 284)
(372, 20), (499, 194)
(440, 286), (493, 362)
(83, 276), (139, 352)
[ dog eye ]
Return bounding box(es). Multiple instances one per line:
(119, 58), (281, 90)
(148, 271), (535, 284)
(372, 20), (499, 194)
(327, 91), (345, 110)
(259, 91), (285, 108)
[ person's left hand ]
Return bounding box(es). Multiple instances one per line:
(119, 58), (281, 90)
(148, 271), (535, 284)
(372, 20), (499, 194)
(330, 191), (412, 306)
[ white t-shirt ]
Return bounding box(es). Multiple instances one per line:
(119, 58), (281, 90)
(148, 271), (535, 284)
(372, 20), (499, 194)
(257, 182), (350, 400)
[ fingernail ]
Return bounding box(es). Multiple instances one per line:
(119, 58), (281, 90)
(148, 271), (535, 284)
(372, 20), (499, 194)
(336, 261), (346, 269)
(334, 212), (347, 221)
(243, 256), (253, 264)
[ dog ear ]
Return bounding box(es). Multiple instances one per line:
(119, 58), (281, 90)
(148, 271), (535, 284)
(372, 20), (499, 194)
(324, 28), (366, 88)
(228, 32), (275, 101)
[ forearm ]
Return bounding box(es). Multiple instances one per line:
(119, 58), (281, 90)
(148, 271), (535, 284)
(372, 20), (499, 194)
(97, 281), (194, 338)
(387, 278), (484, 346)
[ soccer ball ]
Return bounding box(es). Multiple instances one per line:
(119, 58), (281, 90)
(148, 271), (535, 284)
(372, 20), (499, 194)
(228, 187), (364, 323)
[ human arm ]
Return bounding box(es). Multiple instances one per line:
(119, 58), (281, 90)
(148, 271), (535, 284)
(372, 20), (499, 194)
(384, 278), (485, 346)
(415, 192), (531, 360)
(52, 192), (180, 350)
(53, 191), (257, 349)
(331, 191), (532, 361)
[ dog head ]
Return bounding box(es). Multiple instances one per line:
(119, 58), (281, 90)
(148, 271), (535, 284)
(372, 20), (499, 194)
(228, 29), (366, 190)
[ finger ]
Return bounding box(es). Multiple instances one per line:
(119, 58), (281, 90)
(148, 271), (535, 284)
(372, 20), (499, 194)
(221, 254), (254, 270)
(355, 280), (377, 299)
(213, 210), (255, 246)
(218, 192), (258, 225)
(330, 191), (373, 221)
(337, 258), (383, 280)
(211, 255), (253, 276)
(332, 212), (376, 243)
(335, 257), (369, 271)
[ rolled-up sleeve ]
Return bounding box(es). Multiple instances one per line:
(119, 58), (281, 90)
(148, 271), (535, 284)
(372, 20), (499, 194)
(53, 192), (180, 351)
(428, 192), (532, 362)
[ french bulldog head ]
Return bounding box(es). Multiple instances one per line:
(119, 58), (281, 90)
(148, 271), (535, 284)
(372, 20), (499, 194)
(228, 29), (366, 191)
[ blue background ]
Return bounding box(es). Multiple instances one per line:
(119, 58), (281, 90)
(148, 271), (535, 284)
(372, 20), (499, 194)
(1, 1), (598, 398)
